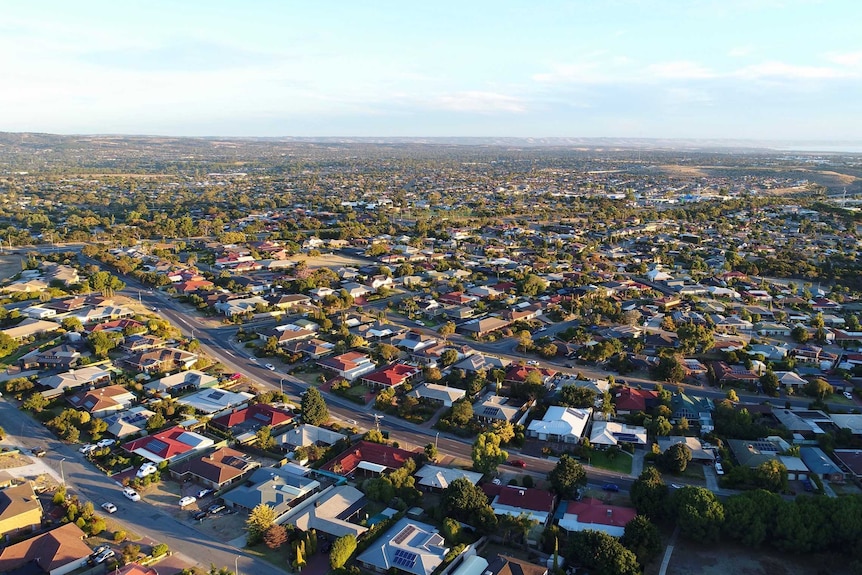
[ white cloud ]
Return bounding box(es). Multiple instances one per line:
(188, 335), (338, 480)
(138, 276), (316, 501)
(825, 51), (862, 67)
(646, 61), (715, 80)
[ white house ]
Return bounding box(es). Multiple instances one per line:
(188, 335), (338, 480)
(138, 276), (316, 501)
(527, 406), (592, 443)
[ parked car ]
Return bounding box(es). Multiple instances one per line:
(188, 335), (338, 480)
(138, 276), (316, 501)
(91, 544), (110, 557)
(207, 504), (226, 515)
(136, 462), (158, 478)
(802, 478), (814, 492)
(265, 363), (276, 371)
(94, 549), (115, 564)
(602, 483), (620, 492)
(101, 502), (117, 514)
(193, 510), (209, 521)
(178, 496), (197, 507)
(526, 360), (540, 366)
(96, 438), (116, 448)
(714, 462), (725, 475)
(30, 447), (46, 457)
(122, 487), (141, 502)
(197, 488), (215, 499)
(844, 391), (854, 400)
(79, 444), (97, 454)
(507, 459), (527, 468)
(229, 373), (243, 380)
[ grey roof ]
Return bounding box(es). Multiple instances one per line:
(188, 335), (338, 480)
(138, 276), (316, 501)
(222, 466), (320, 513)
(800, 446), (843, 477)
(357, 517), (448, 575)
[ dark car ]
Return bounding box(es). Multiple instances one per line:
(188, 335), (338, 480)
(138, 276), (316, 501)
(507, 459), (527, 468)
(193, 510), (208, 521)
(602, 483), (620, 492)
(30, 447), (46, 457)
(197, 488), (215, 499)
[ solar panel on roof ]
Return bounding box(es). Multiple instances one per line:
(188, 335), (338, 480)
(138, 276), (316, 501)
(482, 407), (499, 416)
(146, 439), (168, 453)
(393, 549), (417, 568)
(209, 391), (225, 400)
(392, 525), (416, 545)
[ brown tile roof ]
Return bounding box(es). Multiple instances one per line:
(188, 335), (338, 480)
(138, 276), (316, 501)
(172, 447), (259, 485)
(486, 554), (548, 575)
(0, 522), (91, 573)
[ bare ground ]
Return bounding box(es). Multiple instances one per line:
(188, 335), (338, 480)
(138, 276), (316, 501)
(0, 255), (24, 282)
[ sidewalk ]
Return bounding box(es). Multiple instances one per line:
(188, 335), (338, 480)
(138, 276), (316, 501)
(630, 449), (645, 477)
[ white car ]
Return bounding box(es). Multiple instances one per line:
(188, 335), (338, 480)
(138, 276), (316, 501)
(79, 444), (97, 454)
(265, 363), (276, 371)
(136, 463), (158, 478)
(844, 391), (854, 400)
(178, 496), (197, 507)
(122, 487), (141, 502)
(526, 360), (540, 366)
(94, 549), (115, 564)
(101, 502), (117, 514)
(96, 438), (115, 448)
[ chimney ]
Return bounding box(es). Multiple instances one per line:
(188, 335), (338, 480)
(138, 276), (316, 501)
(519, 490), (525, 496)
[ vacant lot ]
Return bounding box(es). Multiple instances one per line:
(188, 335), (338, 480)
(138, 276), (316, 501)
(662, 538), (854, 575)
(0, 255), (23, 282)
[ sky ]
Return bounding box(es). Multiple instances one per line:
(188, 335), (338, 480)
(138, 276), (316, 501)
(2, 0), (861, 141)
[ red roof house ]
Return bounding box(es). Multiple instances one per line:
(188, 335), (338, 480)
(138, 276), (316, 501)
(558, 497), (637, 537)
(481, 484), (557, 525)
(211, 403), (294, 432)
(504, 364), (557, 384)
(323, 440), (418, 476)
(122, 426), (214, 464)
(613, 386), (658, 413)
(360, 363), (422, 389)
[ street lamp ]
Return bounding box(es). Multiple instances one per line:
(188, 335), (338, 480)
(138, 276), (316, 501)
(435, 432), (439, 448)
(235, 555), (240, 575)
(59, 458), (66, 486)
(279, 378), (286, 396)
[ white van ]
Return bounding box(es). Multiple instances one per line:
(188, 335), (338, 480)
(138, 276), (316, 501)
(714, 462), (724, 475)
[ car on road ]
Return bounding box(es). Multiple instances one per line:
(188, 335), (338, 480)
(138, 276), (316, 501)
(415, 320), (425, 326)
(196, 487), (215, 499)
(101, 502), (117, 514)
(844, 391), (854, 400)
(492, 478), (502, 485)
(602, 483), (620, 492)
(122, 487), (141, 502)
(265, 363), (276, 371)
(94, 549), (115, 564)
(136, 462), (158, 478)
(178, 496), (197, 507)
(537, 327), (547, 332)
(96, 438), (115, 448)
(79, 444), (97, 454)
(30, 447), (46, 457)
(526, 360), (540, 366)
(507, 459), (527, 468)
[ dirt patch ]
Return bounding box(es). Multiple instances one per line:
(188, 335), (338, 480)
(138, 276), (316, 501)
(287, 252), (372, 270)
(658, 165), (709, 178)
(0, 255), (24, 282)
(663, 537), (853, 575)
(0, 452), (35, 470)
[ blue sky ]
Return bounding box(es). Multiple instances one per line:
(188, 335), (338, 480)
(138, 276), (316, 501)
(2, 0), (861, 140)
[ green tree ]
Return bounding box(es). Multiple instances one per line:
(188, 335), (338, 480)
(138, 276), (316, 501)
(805, 378), (833, 400)
(438, 321), (456, 342)
(424, 443), (438, 462)
(722, 489), (781, 547)
(517, 330), (533, 352)
(448, 398), (473, 426)
(547, 454), (587, 498)
(22, 392), (48, 413)
(754, 459), (788, 492)
(246, 504), (277, 546)
(726, 389), (739, 402)
(654, 355), (685, 383)
(630, 466), (670, 521)
(442, 477), (497, 532)
(673, 486), (725, 543)
(557, 385), (596, 408)
(471, 432), (507, 473)
(621, 515), (662, 565)
(61, 317), (83, 332)
(0, 333), (18, 357)
(255, 425), (276, 450)
(567, 530), (641, 575)
(662, 442), (692, 474)
(301, 387), (329, 426)
(329, 534), (357, 570)
(440, 348), (459, 366)
(791, 325), (810, 343)
(146, 412), (166, 431)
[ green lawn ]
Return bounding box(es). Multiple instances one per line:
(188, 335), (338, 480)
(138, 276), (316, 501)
(586, 450), (633, 474)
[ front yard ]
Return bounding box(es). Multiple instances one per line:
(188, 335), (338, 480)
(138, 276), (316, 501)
(585, 449), (633, 475)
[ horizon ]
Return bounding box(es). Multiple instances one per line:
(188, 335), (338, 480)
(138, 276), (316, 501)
(3, 1), (862, 141)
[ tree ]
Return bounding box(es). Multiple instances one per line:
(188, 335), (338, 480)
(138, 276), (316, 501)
(673, 486), (725, 543)
(630, 466), (670, 521)
(805, 378), (833, 400)
(557, 385), (596, 408)
(442, 477), (497, 532)
(61, 317), (83, 332)
(662, 442), (693, 473)
(146, 412), (166, 431)
(548, 454), (587, 498)
(448, 398), (473, 426)
(471, 432), (507, 473)
(654, 355), (685, 383)
(246, 504), (277, 546)
(329, 534), (357, 570)
(651, 415), (672, 437)
(0, 333), (17, 358)
(754, 459), (788, 492)
(263, 524), (287, 549)
(22, 392), (48, 413)
(121, 543), (141, 566)
(438, 321), (456, 342)
(376, 343), (400, 362)
(791, 325), (810, 343)
(567, 530), (641, 575)
(255, 425), (276, 450)
(424, 443), (438, 462)
(440, 348), (459, 366)
(621, 515), (662, 565)
(301, 387), (329, 426)
(516, 330), (533, 352)
(726, 389), (739, 402)
(722, 489), (781, 547)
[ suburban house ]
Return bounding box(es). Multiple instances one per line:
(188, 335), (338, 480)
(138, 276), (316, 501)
(473, 393), (529, 425)
(221, 466), (320, 516)
(0, 523), (92, 575)
(613, 386), (658, 414)
(527, 406), (592, 443)
(451, 352), (510, 374)
(170, 447), (261, 490)
(144, 369), (219, 396)
(124, 347), (198, 374)
(66, 385), (136, 418)
(39, 365), (113, 399)
(104, 406), (157, 438)
(481, 484), (557, 525)
(274, 424), (347, 452)
(176, 387), (254, 415)
(657, 437), (716, 463)
(413, 465), (483, 491)
(356, 517), (449, 575)
(726, 438), (800, 474)
(504, 365), (557, 387)
(0, 318), (60, 341)
(210, 404), (294, 441)
(0, 482), (43, 539)
(122, 426), (215, 464)
(408, 383), (466, 408)
(711, 362), (760, 386)
(288, 484), (368, 539)
(800, 447), (845, 483)
(484, 555), (548, 575)
(121, 334), (165, 354)
(457, 317), (511, 338)
(317, 352), (377, 381)
(360, 363), (422, 389)
(323, 441), (418, 477)
(589, 421), (648, 448)
(669, 392), (715, 433)
(19, 344), (82, 370)
(558, 498), (637, 537)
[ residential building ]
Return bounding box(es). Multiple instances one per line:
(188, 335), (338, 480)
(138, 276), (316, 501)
(356, 517), (449, 575)
(473, 393), (527, 425)
(19, 344), (81, 370)
(288, 484), (368, 539)
(39, 365), (113, 399)
(144, 369), (219, 396)
(527, 406), (592, 443)
(323, 441), (418, 477)
(589, 421), (648, 448)
(657, 436), (716, 463)
(800, 446), (845, 483)
(222, 466), (320, 516)
(170, 447), (260, 489)
(558, 497), (637, 537)
(481, 484), (557, 525)
(104, 406), (156, 438)
(360, 363), (422, 389)
(66, 385), (136, 418)
(1, 318), (60, 341)
(122, 426), (215, 464)
(124, 347), (198, 373)
(274, 424), (347, 452)
(613, 386), (658, 414)
(317, 351), (377, 381)
(413, 465), (483, 491)
(176, 387), (254, 415)
(409, 383), (466, 408)
(210, 403), (294, 441)
(0, 483), (43, 539)
(0, 523), (92, 575)
(484, 555), (548, 575)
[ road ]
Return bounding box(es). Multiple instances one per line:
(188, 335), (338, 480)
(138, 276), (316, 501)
(0, 398), (280, 575)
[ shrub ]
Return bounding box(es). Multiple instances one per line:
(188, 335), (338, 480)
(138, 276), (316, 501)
(151, 543), (169, 557)
(114, 530), (127, 542)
